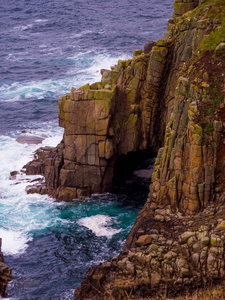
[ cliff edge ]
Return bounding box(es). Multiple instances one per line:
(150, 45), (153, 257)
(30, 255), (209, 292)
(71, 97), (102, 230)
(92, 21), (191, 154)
(24, 0), (225, 298)
(75, 0), (225, 298)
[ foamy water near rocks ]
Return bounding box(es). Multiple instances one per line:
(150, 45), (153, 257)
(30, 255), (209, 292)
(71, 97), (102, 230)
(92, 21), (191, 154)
(23, 0), (225, 298)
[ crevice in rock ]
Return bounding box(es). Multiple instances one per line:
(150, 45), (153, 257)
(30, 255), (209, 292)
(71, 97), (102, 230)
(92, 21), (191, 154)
(112, 151), (156, 192)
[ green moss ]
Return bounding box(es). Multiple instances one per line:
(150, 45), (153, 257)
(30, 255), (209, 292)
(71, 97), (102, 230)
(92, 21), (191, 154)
(124, 114), (138, 128)
(126, 89), (136, 103)
(204, 123), (214, 135)
(194, 125), (203, 135)
(79, 83), (90, 91)
(90, 82), (99, 90)
(93, 90), (114, 101)
(199, 24), (225, 53)
(133, 49), (143, 57)
(111, 70), (120, 85)
(118, 59), (128, 69)
(195, 0), (225, 53)
(156, 39), (166, 47)
(217, 220), (225, 230)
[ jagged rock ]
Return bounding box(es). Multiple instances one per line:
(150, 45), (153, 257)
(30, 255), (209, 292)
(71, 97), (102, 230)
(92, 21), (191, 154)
(25, 183), (48, 195)
(200, 236), (210, 246)
(74, 0), (225, 298)
(25, 37), (170, 200)
(17, 0), (225, 298)
(0, 239), (12, 297)
(10, 170), (19, 179)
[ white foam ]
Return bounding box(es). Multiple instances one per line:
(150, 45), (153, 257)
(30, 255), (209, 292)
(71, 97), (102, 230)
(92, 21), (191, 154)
(67, 52), (131, 85)
(77, 214), (122, 238)
(0, 228), (32, 256)
(86, 53), (130, 78)
(34, 19), (48, 23)
(13, 24), (33, 31)
(59, 289), (75, 300)
(1, 51), (131, 102)
(0, 122), (64, 257)
(0, 77), (76, 102)
(70, 30), (93, 38)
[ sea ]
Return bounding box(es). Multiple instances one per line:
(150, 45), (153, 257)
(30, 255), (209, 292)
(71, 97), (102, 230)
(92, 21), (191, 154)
(0, 1), (173, 299)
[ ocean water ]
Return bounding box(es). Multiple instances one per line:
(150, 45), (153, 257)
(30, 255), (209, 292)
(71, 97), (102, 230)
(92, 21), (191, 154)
(0, 0), (173, 299)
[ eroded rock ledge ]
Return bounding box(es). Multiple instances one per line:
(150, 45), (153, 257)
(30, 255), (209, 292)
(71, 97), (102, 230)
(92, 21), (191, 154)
(24, 0), (225, 298)
(25, 39), (171, 199)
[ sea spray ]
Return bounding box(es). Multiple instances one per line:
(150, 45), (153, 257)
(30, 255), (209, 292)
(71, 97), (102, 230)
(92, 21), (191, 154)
(0, 0), (173, 297)
(77, 214), (122, 238)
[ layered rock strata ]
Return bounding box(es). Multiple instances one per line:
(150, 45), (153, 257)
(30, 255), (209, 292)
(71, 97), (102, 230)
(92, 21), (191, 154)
(75, 0), (225, 298)
(24, 0), (225, 298)
(26, 40), (172, 199)
(0, 239), (12, 297)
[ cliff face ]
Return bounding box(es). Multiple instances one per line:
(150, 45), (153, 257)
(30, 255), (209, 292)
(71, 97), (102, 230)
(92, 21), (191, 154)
(149, 0), (225, 216)
(74, 0), (225, 298)
(24, 0), (225, 298)
(0, 239), (12, 297)
(25, 2), (206, 203)
(26, 40), (171, 199)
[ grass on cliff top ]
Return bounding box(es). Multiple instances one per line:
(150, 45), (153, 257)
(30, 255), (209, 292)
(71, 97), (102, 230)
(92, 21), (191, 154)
(196, 0), (225, 53)
(173, 284), (225, 300)
(110, 285), (225, 300)
(141, 283), (225, 300)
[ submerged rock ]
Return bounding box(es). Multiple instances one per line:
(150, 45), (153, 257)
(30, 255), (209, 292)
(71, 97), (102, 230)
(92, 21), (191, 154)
(16, 135), (44, 145)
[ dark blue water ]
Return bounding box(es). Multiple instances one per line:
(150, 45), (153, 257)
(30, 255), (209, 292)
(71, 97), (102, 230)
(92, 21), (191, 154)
(0, 0), (173, 299)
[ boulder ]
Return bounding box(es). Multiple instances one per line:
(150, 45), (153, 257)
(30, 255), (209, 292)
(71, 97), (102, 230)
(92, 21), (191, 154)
(144, 41), (156, 54)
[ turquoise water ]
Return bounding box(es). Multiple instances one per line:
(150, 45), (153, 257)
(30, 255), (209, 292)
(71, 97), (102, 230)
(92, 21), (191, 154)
(0, 0), (173, 298)
(0, 128), (154, 299)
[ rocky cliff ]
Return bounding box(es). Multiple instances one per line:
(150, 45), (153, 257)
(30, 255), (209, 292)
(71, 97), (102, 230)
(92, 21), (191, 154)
(25, 0), (225, 298)
(0, 239), (12, 297)
(26, 39), (170, 200)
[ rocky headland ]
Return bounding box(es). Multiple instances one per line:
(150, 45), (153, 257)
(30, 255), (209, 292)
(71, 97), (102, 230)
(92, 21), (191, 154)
(24, 0), (225, 298)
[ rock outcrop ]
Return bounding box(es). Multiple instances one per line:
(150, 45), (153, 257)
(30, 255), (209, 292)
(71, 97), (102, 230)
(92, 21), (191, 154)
(0, 239), (12, 297)
(74, 0), (225, 298)
(24, 0), (225, 298)
(25, 38), (172, 200)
